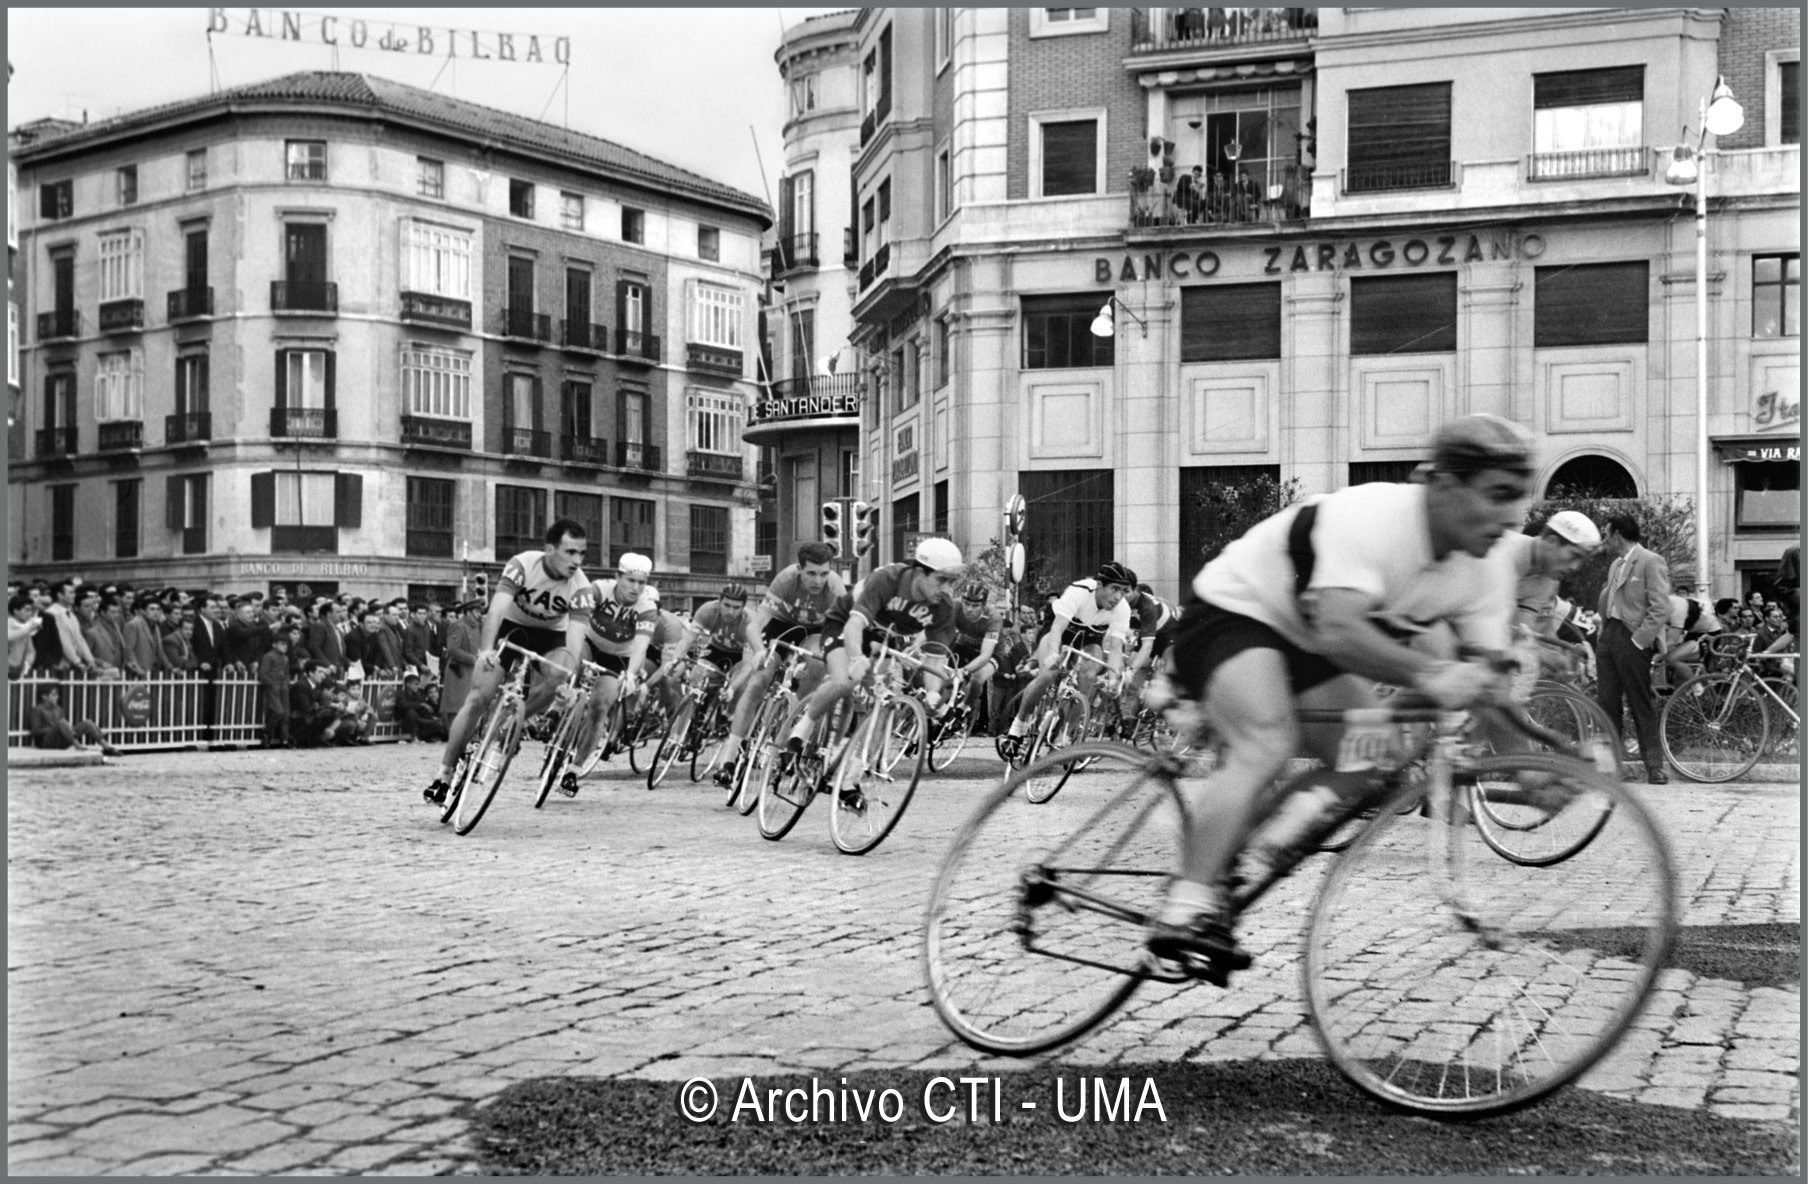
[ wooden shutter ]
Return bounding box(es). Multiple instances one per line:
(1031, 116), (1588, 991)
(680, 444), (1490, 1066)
(1041, 120), (1098, 196)
(615, 279), (630, 342)
(185, 230), (208, 291)
(250, 472), (275, 528)
(324, 351), (336, 408)
(1783, 62), (1800, 145)
(531, 376), (544, 432)
(1350, 273), (1458, 355)
(165, 475), (186, 529)
(1533, 66), (1643, 109)
(1533, 262), (1649, 347)
(1348, 83), (1451, 168)
(777, 175), (795, 242)
(335, 473), (363, 528)
(274, 350), (288, 410)
(174, 354), (186, 416)
(198, 354), (210, 413)
(1180, 283), (1283, 362)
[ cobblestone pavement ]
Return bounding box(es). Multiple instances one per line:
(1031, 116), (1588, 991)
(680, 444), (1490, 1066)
(7, 742), (1800, 1176)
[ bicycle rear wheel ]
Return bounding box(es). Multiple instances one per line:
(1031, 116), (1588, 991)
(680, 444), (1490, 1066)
(928, 691), (978, 772)
(1304, 756), (1676, 1118)
(757, 699), (818, 841)
(924, 742), (1178, 1056)
(689, 698), (735, 782)
(575, 697), (622, 779)
(736, 692), (791, 816)
(1660, 673), (1771, 782)
(1469, 733), (1616, 867)
(453, 705), (521, 836)
(649, 699), (696, 790)
(830, 697), (927, 855)
(1022, 694), (1091, 804)
(626, 699), (665, 775)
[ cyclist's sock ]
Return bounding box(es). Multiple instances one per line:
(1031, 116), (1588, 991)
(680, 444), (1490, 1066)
(1154, 879), (1226, 927)
(1006, 716), (1029, 738)
(787, 717), (813, 744)
(436, 763), (454, 781)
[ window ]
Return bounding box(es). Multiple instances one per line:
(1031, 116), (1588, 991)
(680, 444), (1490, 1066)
(789, 73), (818, 118)
(933, 480), (950, 534)
(891, 493), (920, 562)
(890, 347), (914, 415)
(791, 458), (818, 544)
(561, 379), (596, 443)
(186, 149), (207, 191)
(688, 388), (744, 455)
(495, 485), (548, 561)
(690, 505), (729, 575)
(1022, 293), (1115, 369)
(1173, 85), (1305, 207)
(282, 222), (328, 288)
(935, 7), (953, 69)
(1735, 461), (1801, 530)
(39, 179), (72, 220)
(401, 344), (473, 419)
(688, 282), (744, 349)
(622, 206), (645, 244)
(782, 171), (815, 248)
(278, 349), (332, 409)
(619, 280), (648, 344)
(1531, 67), (1644, 178)
(698, 224), (720, 262)
(788, 307), (816, 383)
(878, 179), (892, 249)
(1350, 274), (1458, 355)
(840, 450), (861, 499)
(556, 492), (605, 556)
(1019, 469), (1113, 580)
(1179, 464), (1279, 574)
(620, 388), (648, 445)
(935, 145), (953, 222)
(1032, 115), (1103, 197)
(402, 220), (473, 299)
(509, 179), (535, 219)
(1778, 59), (1800, 146)
(184, 227), (209, 294)
(51, 485), (76, 561)
(167, 473), (209, 554)
(610, 497), (656, 566)
(505, 372), (541, 432)
(417, 157), (445, 199)
(1753, 254), (1799, 339)
(1533, 262), (1650, 347)
(862, 197), (877, 256)
(7, 303), (16, 388)
(116, 165), (137, 206)
(1031, 8), (1108, 36)
(936, 315), (952, 387)
(560, 191), (584, 231)
(253, 470), (351, 553)
(43, 370), (75, 431)
(1181, 283), (1283, 361)
(1346, 83), (1453, 193)
(95, 350), (144, 421)
(114, 479), (140, 559)
(285, 140), (327, 181)
(175, 352), (209, 416)
(98, 229), (145, 301)
(1348, 460), (1424, 487)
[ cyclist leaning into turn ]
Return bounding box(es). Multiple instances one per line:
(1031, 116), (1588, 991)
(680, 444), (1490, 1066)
(422, 518), (594, 806)
(564, 553), (660, 795)
(946, 582), (1004, 723)
(1149, 413), (1533, 969)
(996, 562), (1139, 761)
(677, 582), (760, 706)
(1122, 582), (1181, 719)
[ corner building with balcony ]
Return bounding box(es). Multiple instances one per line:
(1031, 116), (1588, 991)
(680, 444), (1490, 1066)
(6, 72), (770, 606)
(847, 8), (1799, 598)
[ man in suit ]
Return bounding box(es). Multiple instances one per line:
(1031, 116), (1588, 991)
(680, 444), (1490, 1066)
(305, 597), (346, 674)
(192, 595), (226, 677)
(163, 616), (200, 674)
(440, 599), (483, 727)
(86, 595), (132, 676)
(1596, 513), (1671, 784)
(223, 596), (272, 669)
(401, 603), (434, 674)
(124, 599), (173, 677)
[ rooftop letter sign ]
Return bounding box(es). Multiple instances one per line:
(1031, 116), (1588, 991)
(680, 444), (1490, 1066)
(207, 9), (571, 64)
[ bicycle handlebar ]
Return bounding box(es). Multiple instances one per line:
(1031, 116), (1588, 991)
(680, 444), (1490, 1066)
(488, 639), (576, 681)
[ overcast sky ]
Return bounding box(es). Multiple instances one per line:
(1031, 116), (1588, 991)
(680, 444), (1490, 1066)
(5, 7), (844, 204)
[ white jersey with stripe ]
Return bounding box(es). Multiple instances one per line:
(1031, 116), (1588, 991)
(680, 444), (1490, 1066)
(498, 551), (594, 630)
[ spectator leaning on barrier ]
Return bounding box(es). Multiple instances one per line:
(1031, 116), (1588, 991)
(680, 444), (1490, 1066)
(163, 615), (200, 674)
(86, 596), (131, 677)
(124, 599), (172, 677)
(9, 593), (43, 678)
(402, 604), (433, 673)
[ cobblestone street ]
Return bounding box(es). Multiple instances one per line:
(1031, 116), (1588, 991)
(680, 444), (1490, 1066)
(7, 743), (1800, 1175)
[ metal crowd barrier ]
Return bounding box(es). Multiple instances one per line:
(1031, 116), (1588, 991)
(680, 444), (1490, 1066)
(7, 672), (410, 752)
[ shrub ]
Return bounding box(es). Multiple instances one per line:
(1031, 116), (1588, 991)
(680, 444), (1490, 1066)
(1191, 474), (1304, 567)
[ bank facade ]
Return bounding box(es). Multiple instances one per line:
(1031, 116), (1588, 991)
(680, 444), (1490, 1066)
(846, 7), (1800, 598)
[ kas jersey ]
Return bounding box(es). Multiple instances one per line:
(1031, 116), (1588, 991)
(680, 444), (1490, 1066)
(498, 551), (594, 630)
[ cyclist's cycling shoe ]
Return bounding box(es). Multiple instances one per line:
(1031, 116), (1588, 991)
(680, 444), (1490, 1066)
(776, 736), (805, 776)
(997, 733), (1029, 763)
(423, 779), (450, 806)
(838, 787), (867, 813)
(1146, 916), (1252, 987)
(713, 764), (739, 791)
(558, 772), (580, 798)
(526, 714), (557, 742)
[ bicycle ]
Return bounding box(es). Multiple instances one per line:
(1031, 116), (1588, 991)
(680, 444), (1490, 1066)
(1004, 645), (1118, 804)
(532, 659), (607, 808)
(924, 645), (984, 773)
(439, 641), (572, 836)
(1660, 634), (1800, 782)
(923, 695), (1675, 1118)
(720, 639), (817, 815)
(648, 657), (729, 789)
(570, 667), (668, 780)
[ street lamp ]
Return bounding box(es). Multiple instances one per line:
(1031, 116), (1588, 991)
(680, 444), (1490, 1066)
(1089, 295), (1147, 339)
(1664, 75), (1744, 597)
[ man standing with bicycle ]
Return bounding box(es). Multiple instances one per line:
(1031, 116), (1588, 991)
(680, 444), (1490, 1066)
(996, 562), (1139, 762)
(1149, 414), (1529, 970)
(422, 518), (594, 806)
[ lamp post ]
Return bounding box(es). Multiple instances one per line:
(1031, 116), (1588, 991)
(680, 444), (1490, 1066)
(1665, 76), (1744, 597)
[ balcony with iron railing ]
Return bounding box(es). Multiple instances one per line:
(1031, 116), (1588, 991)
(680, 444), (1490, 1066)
(503, 426), (552, 459)
(769, 232), (820, 275)
(166, 287), (214, 322)
(615, 330), (662, 365)
(857, 243), (892, 291)
(270, 407), (337, 438)
(1129, 164), (1312, 230)
(97, 420), (143, 452)
(165, 411), (212, 445)
(270, 281), (339, 314)
(37, 309), (79, 341)
(35, 426), (78, 458)
(685, 342), (743, 378)
(98, 298), (145, 333)
(1527, 146), (1649, 182)
(399, 291), (472, 330)
(616, 441), (661, 472)
(502, 307), (552, 343)
(686, 450), (744, 482)
(400, 415), (472, 450)
(1341, 158), (1457, 195)
(561, 320), (608, 353)
(561, 434), (610, 466)
(1129, 7), (1317, 55)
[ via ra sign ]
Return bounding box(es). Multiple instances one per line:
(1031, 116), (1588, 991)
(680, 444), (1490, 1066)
(1096, 231), (1547, 284)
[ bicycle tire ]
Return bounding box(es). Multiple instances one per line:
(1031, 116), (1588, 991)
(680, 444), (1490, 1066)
(830, 697), (927, 855)
(1660, 672), (1771, 783)
(649, 698), (696, 790)
(757, 698), (817, 841)
(994, 691), (1024, 764)
(1023, 693), (1090, 804)
(1524, 684), (1626, 772)
(928, 695), (977, 772)
(453, 705), (520, 836)
(574, 697), (621, 779)
(438, 752), (469, 826)
(534, 701), (583, 809)
(689, 697), (734, 783)
(626, 699), (664, 775)
(923, 741), (1178, 1056)
(1303, 755), (1677, 1118)
(737, 692), (792, 816)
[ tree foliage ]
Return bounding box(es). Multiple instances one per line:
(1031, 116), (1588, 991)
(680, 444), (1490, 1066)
(1191, 474), (1304, 566)
(971, 537), (1059, 607)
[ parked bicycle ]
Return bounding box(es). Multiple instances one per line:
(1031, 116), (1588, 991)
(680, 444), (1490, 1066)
(923, 695), (1675, 1119)
(438, 640), (573, 836)
(1661, 634), (1800, 782)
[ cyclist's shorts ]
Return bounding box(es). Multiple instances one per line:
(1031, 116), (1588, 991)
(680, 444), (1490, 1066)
(763, 619), (818, 647)
(1149, 622), (1180, 663)
(823, 624), (885, 658)
(1059, 622), (1113, 653)
(1171, 600), (1342, 703)
(497, 622), (567, 672)
(951, 642), (985, 668)
(702, 644), (743, 671)
(582, 639), (631, 677)
(643, 644), (663, 669)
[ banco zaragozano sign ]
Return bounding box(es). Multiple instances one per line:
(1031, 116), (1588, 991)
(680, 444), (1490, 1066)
(1096, 231), (1547, 284)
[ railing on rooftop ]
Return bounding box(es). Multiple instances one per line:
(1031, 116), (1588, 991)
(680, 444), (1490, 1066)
(1129, 7), (1317, 52)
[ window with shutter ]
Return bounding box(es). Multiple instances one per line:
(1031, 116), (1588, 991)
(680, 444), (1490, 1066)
(115, 479), (141, 559)
(335, 473), (363, 529)
(1346, 83), (1453, 193)
(1017, 470), (1113, 583)
(184, 476), (208, 553)
(1531, 66), (1644, 178)
(406, 477), (456, 558)
(556, 492), (605, 557)
(1533, 262), (1650, 347)
(1781, 61), (1800, 146)
(689, 505), (729, 575)
(50, 486), (75, 561)
(1180, 283), (1282, 362)
(166, 474), (187, 530)
(1350, 273), (1458, 355)
(1038, 118), (1099, 196)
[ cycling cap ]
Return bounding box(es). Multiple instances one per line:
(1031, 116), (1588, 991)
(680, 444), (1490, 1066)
(913, 537), (964, 571)
(721, 583), (749, 601)
(618, 553), (653, 576)
(1096, 561), (1139, 588)
(1542, 510), (1602, 549)
(1429, 414), (1536, 477)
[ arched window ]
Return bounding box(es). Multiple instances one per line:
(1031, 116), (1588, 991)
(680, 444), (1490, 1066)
(1545, 455), (1637, 499)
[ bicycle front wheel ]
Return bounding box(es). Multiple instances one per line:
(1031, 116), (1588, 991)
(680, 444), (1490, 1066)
(1304, 755), (1676, 1118)
(690, 698), (735, 782)
(533, 702), (583, 809)
(1660, 672), (1771, 782)
(625, 699), (665, 775)
(737, 692), (791, 816)
(454, 705), (521, 836)
(928, 692), (977, 773)
(757, 699), (817, 841)
(1022, 693), (1091, 804)
(924, 742), (1178, 1056)
(830, 697), (927, 855)
(649, 698), (696, 790)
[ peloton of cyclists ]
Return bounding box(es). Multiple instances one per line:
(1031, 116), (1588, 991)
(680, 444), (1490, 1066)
(565, 553), (660, 795)
(996, 561), (1140, 762)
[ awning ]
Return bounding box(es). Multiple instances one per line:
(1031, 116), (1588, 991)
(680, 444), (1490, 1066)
(1711, 434), (1801, 464)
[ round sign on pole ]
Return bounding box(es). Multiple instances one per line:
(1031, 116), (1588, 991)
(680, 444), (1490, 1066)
(1008, 541), (1026, 585)
(1005, 494), (1026, 538)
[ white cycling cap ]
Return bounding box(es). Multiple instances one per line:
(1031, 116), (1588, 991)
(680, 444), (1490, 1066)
(618, 553), (653, 576)
(913, 537), (964, 571)
(1543, 511), (1602, 549)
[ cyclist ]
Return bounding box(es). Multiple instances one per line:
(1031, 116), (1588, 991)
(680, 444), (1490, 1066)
(996, 561), (1139, 761)
(946, 581), (1003, 728)
(680, 582), (759, 700)
(778, 537), (966, 773)
(1149, 413), (1531, 970)
(1499, 510), (1601, 687)
(1661, 592), (1725, 688)
(1123, 582), (1181, 719)
(565, 553), (660, 794)
(712, 542), (847, 788)
(422, 518), (594, 806)
(640, 604), (695, 714)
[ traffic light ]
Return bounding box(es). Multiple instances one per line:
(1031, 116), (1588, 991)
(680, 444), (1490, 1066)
(472, 572), (489, 604)
(820, 500), (844, 555)
(852, 501), (877, 556)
